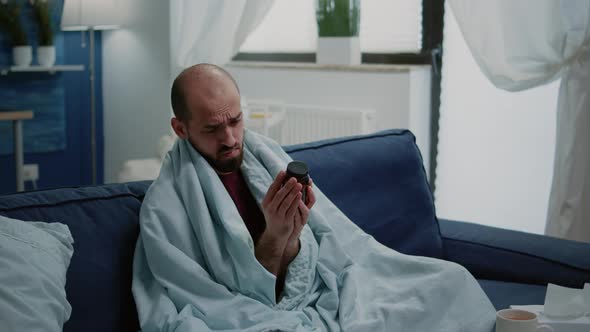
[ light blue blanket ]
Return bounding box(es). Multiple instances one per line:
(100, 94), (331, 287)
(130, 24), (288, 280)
(132, 130), (496, 332)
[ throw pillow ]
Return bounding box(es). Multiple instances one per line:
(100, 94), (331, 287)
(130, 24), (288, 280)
(0, 215), (74, 332)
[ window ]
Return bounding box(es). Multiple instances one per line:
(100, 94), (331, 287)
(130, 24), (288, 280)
(239, 0), (423, 54)
(361, 0), (422, 53)
(240, 1), (317, 52)
(435, 2), (559, 234)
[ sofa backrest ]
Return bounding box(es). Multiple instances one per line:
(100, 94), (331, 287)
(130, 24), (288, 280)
(285, 129), (442, 258)
(0, 182), (150, 332)
(0, 129), (441, 332)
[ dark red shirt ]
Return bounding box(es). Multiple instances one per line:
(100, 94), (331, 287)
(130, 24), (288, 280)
(219, 170), (266, 244)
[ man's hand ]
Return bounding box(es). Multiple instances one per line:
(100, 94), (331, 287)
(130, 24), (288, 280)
(261, 170), (303, 241)
(283, 180), (316, 264)
(256, 171), (302, 276)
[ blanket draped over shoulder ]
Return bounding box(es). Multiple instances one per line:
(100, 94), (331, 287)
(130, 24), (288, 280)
(132, 130), (496, 332)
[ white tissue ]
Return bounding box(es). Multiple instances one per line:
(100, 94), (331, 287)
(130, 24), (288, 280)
(543, 283), (590, 318)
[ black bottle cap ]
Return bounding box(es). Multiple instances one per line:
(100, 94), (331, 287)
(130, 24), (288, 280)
(286, 161), (309, 184)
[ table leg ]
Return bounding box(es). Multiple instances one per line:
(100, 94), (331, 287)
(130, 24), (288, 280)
(13, 120), (24, 192)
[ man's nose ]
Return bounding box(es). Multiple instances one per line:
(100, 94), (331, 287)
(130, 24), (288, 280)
(219, 126), (236, 147)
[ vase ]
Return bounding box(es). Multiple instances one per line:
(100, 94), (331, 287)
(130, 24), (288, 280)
(316, 0), (361, 65)
(13, 46), (33, 67)
(317, 37), (361, 65)
(37, 46), (56, 67)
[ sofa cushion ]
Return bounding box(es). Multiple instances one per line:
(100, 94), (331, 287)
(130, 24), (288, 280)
(0, 181), (150, 332)
(440, 218), (590, 287)
(284, 129), (442, 258)
(478, 279), (547, 310)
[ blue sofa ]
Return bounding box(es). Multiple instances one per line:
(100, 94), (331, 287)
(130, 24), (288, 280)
(1, 129), (588, 332)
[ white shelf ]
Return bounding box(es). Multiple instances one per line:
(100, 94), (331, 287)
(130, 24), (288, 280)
(1, 65), (85, 75)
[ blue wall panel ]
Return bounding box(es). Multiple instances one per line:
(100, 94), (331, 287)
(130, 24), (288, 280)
(0, 1), (103, 194)
(0, 1), (66, 154)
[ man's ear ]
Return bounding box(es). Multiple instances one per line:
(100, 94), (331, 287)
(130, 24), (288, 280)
(171, 117), (189, 140)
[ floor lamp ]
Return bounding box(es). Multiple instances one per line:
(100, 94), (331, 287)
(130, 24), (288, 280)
(61, 0), (120, 185)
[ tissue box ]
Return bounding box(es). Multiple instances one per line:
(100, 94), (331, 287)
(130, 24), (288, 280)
(511, 305), (590, 332)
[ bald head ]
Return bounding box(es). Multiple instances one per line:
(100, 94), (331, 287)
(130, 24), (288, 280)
(171, 63), (240, 122)
(170, 63), (245, 174)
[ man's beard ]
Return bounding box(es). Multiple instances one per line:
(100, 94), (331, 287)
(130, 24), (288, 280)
(186, 131), (244, 173)
(204, 143), (244, 173)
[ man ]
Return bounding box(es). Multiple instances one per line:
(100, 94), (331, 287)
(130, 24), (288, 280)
(169, 63), (315, 298)
(132, 64), (496, 332)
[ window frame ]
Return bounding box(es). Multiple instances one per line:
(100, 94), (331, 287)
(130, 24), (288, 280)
(232, 0), (443, 66)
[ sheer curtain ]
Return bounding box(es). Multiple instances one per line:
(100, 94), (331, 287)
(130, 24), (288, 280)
(449, 0), (590, 242)
(165, 0), (274, 139)
(435, 4), (559, 235)
(169, 0), (274, 77)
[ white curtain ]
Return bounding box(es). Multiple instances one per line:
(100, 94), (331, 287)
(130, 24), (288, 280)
(449, 0), (590, 242)
(169, 0), (274, 77)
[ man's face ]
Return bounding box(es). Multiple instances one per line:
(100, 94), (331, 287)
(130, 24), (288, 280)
(175, 82), (245, 174)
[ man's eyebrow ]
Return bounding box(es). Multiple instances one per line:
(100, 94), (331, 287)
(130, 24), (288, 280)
(203, 123), (221, 130)
(203, 112), (242, 130)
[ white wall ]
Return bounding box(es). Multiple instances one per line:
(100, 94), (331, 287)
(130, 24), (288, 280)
(434, 5), (558, 234)
(102, 0), (171, 183)
(226, 63), (431, 171)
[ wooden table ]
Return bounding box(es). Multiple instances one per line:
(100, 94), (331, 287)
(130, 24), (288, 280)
(0, 110), (34, 192)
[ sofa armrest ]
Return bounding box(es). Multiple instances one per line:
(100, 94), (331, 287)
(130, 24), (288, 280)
(439, 219), (590, 288)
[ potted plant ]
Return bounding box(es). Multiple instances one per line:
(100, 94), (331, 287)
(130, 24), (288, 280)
(316, 0), (361, 65)
(0, 0), (32, 66)
(31, 0), (54, 66)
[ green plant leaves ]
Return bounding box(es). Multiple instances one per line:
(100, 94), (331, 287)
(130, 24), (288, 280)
(316, 0), (360, 37)
(32, 0), (53, 46)
(0, 0), (54, 46)
(0, 0), (28, 46)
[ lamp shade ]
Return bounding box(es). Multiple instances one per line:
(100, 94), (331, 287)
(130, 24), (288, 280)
(61, 0), (121, 31)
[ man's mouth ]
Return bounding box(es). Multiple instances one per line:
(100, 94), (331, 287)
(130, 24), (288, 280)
(220, 147), (239, 158)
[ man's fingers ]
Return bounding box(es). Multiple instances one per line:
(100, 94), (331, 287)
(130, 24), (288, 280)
(272, 179), (299, 208)
(278, 188), (300, 216)
(268, 178), (299, 213)
(285, 192), (302, 220)
(298, 201), (309, 225)
(263, 171), (286, 207)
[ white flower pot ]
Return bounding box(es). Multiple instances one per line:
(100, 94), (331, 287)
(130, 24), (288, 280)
(317, 37), (361, 65)
(37, 46), (56, 67)
(13, 46), (33, 67)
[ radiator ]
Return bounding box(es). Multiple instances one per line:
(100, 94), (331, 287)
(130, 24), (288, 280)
(245, 100), (377, 145)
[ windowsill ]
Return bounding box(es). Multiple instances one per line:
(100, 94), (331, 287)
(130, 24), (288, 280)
(227, 61), (430, 73)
